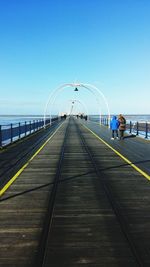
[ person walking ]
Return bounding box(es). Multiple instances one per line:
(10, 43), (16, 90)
(118, 114), (126, 140)
(110, 115), (119, 139)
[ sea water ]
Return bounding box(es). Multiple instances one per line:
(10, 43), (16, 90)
(0, 115), (56, 126)
(89, 114), (150, 123)
(0, 114), (150, 126)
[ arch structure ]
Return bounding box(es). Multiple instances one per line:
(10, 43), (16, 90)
(58, 99), (89, 117)
(44, 82), (110, 128)
(68, 99), (89, 117)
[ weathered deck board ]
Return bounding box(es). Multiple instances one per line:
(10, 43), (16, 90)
(0, 118), (149, 266)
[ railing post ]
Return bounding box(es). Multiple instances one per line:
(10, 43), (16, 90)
(136, 121), (139, 135)
(0, 125), (2, 147)
(25, 121), (27, 136)
(37, 120), (39, 131)
(19, 122), (21, 139)
(30, 121), (31, 134)
(145, 122), (148, 139)
(129, 121), (132, 134)
(10, 123), (13, 143)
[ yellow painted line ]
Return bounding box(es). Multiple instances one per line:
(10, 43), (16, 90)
(0, 122), (65, 197)
(82, 124), (150, 181)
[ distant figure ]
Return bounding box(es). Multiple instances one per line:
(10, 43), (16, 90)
(118, 114), (126, 140)
(84, 115), (88, 121)
(110, 116), (119, 140)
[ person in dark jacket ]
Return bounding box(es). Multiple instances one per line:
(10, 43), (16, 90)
(110, 115), (119, 139)
(118, 114), (126, 139)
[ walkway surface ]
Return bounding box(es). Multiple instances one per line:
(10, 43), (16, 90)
(83, 119), (150, 176)
(0, 117), (149, 267)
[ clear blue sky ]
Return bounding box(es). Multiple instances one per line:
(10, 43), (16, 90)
(0, 0), (150, 115)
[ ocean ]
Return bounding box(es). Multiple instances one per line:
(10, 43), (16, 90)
(89, 115), (150, 124)
(0, 114), (150, 125)
(0, 115), (149, 144)
(0, 115), (54, 126)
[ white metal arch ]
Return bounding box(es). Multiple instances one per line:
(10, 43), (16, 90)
(49, 84), (102, 125)
(58, 99), (89, 117)
(80, 83), (110, 125)
(44, 82), (110, 127)
(68, 99), (89, 117)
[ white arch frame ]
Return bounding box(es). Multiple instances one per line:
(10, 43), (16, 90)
(51, 98), (89, 120)
(68, 99), (89, 117)
(80, 83), (110, 125)
(51, 86), (102, 124)
(44, 82), (110, 127)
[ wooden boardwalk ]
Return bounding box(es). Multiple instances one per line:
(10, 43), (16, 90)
(83, 119), (150, 176)
(0, 117), (150, 267)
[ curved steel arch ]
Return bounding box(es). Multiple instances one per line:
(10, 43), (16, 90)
(43, 82), (110, 127)
(80, 83), (110, 125)
(69, 99), (89, 116)
(57, 99), (89, 117)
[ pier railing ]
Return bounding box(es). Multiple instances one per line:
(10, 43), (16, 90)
(0, 117), (59, 148)
(89, 117), (150, 139)
(126, 121), (150, 139)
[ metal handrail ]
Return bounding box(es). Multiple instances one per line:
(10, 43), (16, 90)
(89, 117), (150, 139)
(0, 117), (59, 148)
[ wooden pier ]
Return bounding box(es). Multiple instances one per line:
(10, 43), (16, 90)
(0, 117), (150, 267)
